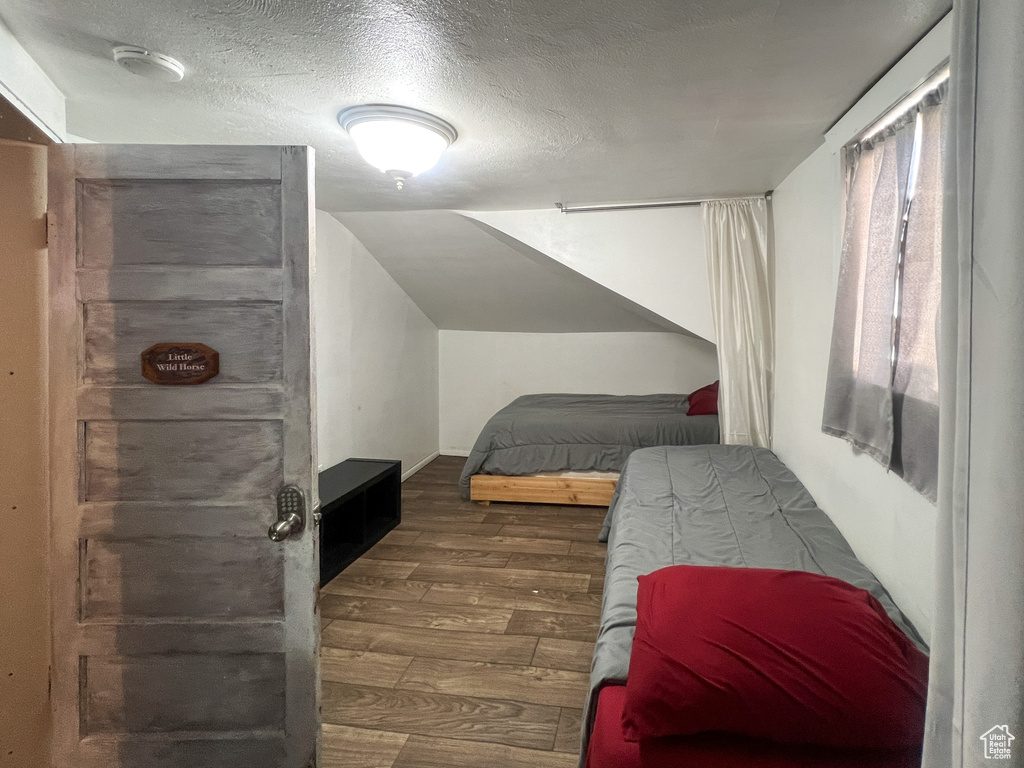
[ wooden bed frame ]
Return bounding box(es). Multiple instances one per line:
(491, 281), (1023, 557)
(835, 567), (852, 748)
(470, 474), (618, 507)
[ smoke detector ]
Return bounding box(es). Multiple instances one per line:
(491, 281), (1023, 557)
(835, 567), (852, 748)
(113, 46), (184, 82)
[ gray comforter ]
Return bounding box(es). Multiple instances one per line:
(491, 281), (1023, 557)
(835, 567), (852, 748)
(583, 444), (926, 761)
(457, 393), (720, 500)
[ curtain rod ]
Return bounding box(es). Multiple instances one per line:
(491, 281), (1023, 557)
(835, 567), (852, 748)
(843, 61), (950, 150)
(555, 193), (772, 214)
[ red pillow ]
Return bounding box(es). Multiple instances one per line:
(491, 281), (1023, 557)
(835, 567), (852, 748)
(622, 566), (928, 749)
(686, 380), (719, 415)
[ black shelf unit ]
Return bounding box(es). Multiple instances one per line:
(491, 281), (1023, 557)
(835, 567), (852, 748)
(318, 458), (401, 586)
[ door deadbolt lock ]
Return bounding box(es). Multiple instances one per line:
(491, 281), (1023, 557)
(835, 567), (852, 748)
(269, 485), (306, 541)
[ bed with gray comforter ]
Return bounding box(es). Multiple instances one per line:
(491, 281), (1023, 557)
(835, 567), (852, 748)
(583, 444), (926, 761)
(457, 393), (720, 500)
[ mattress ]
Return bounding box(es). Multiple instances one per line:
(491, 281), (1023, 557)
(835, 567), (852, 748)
(586, 685), (922, 768)
(458, 393), (720, 500)
(584, 444), (926, 762)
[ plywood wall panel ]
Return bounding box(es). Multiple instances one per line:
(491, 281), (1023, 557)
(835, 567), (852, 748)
(0, 138), (50, 768)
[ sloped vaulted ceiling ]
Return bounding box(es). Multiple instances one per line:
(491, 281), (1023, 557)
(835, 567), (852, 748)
(337, 210), (692, 334)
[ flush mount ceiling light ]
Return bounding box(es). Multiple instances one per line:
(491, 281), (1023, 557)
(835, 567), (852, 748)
(112, 45), (185, 82)
(338, 105), (457, 190)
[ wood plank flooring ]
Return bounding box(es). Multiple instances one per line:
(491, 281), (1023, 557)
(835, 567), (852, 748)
(320, 455), (607, 768)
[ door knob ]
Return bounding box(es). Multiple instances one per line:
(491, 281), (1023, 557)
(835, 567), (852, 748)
(269, 512), (302, 541)
(269, 485), (306, 541)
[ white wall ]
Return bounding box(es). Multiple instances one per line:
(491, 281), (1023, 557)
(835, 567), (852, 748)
(315, 211), (439, 478)
(771, 14), (951, 642)
(439, 330), (719, 454)
(464, 206), (715, 342)
(0, 18), (65, 141)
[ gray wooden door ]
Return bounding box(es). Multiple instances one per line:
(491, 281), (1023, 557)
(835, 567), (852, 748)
(47, 145), (319, 768)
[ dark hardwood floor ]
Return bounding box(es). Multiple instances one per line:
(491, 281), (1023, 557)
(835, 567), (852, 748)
(319, 455), (607, 768)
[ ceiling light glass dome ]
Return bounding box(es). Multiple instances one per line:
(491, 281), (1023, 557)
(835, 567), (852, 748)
(338, 105), (458, 189)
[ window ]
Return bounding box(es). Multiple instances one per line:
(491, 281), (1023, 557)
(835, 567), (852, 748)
(822, 69), (947, 501)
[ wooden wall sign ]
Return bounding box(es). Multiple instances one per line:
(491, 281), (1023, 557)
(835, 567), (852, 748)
(141, 343), (220, 385)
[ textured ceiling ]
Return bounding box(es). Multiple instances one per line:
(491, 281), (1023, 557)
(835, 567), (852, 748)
(0, 0), (949, 212)
(337, 210), (688, 333)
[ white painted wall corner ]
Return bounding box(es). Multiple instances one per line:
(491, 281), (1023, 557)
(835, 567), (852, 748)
(403, 451), (440, 481)
(0, 19), (66, 141)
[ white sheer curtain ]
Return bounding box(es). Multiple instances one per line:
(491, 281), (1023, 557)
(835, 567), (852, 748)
(702, 198), (773, 448)
(924, 0), (1024, 764)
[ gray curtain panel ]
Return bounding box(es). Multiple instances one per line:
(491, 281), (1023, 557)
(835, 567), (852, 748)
(923, 1), (1024, 766)
(822, 82), (945, 501)
(822, 112), (914, 466)
(893, 98), (945, 500)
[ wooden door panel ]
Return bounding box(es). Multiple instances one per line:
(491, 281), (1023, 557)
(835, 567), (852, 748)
(82, 653), (286, 733)
(83, 301), (284, 385)
(78, 266), (285, 303)
(77, 622), (285, 656)
(50, 145), (317, 768)
(79, 503), (275, 539)
(78, 387), (286, 422)
(80, 538), (284, 620)
(71, 144), (285, 181)
(82, 420), (284, 501)
(77, 180), (283, 268)
(79, 737), (286, 768)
